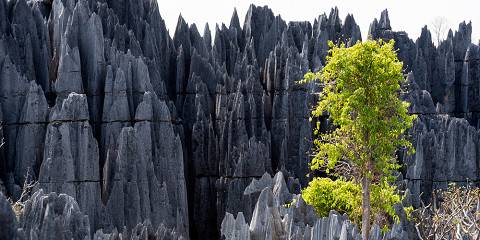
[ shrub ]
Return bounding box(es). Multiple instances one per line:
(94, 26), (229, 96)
(302, 177), (403, 226)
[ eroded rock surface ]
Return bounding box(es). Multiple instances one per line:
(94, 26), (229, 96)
(0, 1), (479, 239)
(0, 191), (16, 240)
(221, 172), (415, 240)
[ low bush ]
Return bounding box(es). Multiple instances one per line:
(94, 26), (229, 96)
(302, 177), (403, 226)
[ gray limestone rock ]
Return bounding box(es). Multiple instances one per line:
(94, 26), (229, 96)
(405, 114), (480, 207)
(39, 93), (103, 229)
(0, 191), (16, 240)
(0, 55), (30, 184)
(129, 91), (189, 237)
(221, 172), (412, 240)
(19, 189), (91, 240)
(55, 44), (83, 98)
(221, 212), (250, 240)
(103, 126), (171, 231)
(14, 81), (48, 184)
(0, 1), (479, 239)
(379, 9), (391, 30)
(92, 222), (185, 240)
(10, 0), (50, 92)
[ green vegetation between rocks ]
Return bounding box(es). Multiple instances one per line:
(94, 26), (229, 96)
(300, 39), (416, 239)
(302, 177), (405, 225)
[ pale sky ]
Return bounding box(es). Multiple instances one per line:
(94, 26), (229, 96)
(157, 0), (480, 44)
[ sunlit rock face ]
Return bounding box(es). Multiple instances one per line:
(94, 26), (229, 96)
(0, 0), (478, 239)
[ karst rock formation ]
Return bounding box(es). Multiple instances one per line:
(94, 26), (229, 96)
(0, 0), (478, 239)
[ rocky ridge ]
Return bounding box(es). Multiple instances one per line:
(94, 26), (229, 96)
(0, 0), (478, 239)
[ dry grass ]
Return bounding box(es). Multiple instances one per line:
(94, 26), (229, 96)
(8, 169), (37, 221)
(413, 184), (480, 240)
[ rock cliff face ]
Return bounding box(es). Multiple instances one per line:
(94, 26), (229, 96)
(0, 1), (478, 239)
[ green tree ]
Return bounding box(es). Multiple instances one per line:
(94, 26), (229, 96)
(301, 40), (415, 239)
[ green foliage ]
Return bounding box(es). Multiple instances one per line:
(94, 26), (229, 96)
(370, 180), (402, 223)
(302, 39), (416, 177)
(301, 39), (416, 228)
(282, 198), (297, 209)
(403, 206), (414, 221)
(302, 177), (362, 220)
(302, 177), (404, 225)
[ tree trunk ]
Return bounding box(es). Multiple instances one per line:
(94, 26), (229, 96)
(361, 171), (371, 240)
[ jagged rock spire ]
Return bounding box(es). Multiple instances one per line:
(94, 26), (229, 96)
(0, 2), (478, 240)
(379, 9), (391, 30)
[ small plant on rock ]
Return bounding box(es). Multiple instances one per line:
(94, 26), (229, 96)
(9, 169), (37, 221)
